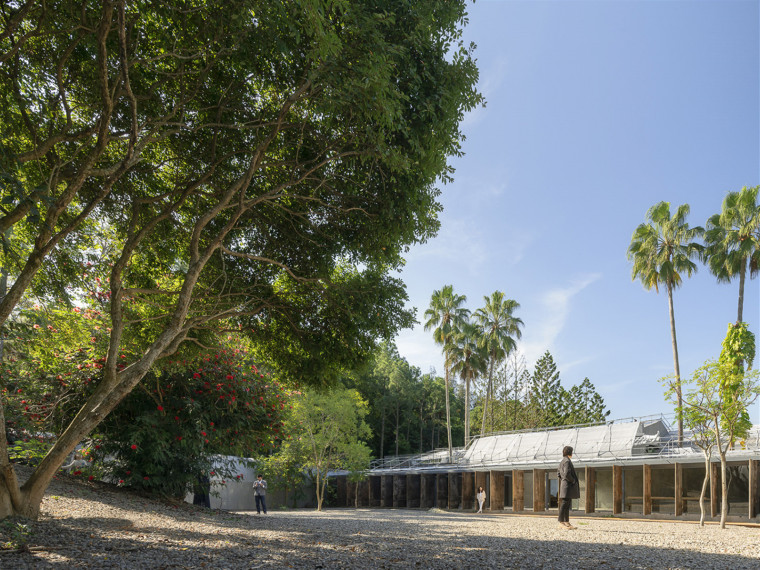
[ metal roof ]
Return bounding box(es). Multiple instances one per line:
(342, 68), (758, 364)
(368, 416), (760, 474)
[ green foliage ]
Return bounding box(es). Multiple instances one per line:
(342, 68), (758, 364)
(87, 352), (290, 498)
(274, 387), (371, 510)
(0, 517), (33, 551)
(717, 322), (756, 439)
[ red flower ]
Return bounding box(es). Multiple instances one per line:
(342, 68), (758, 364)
(157, 405), (164, 411)
(226, 374), (233, 380)
(193, 373), (201, 378)
(201, 431), (207, 437)
(130, 444), (137, 450)
(144, 476), (150, 480)
(88, 475), (94, 481)
(119, 479), (124, 484)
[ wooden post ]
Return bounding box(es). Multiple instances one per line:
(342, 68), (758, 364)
(407, 474), (421, 508)
(674, 463), (683, 516)
(393, 475), (407, 508)
(710, 462), (719, 519)
(533, 469), (546, 512)
(643, 464), (652, 516)
(448, 472), (461, 510)
(436, 473), (448, 509)
(612, 465), (622, 515)
(382, 475), (393, 508)
(749, 460), (759, 519)
(369, 476), (382, 507)
(462, 472), (475, 511)
(585, 467), (596, 513)
(490, 471), (505, 511)
(512, 470), (524, 512)
(337, 475), (347, 507)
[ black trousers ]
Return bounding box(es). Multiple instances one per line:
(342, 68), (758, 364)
(558, 497), (572, 522)
(255, 495), (267, 513)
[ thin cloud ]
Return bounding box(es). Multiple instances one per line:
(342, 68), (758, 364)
(519, 273), (602, 365)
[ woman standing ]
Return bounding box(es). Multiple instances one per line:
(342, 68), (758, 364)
(557, 446), (580, 529)
(476, 486), (486, 513)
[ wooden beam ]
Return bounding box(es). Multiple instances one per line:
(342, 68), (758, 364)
(643, 464), (652, 516)
(490, 471), (505, 511)
(462, 472), (475, 511)
(533, 469), (546, 512)
(674, 463), (683, 516)
(749, 460), (759, 519)
(512, 470), (524, 512)
(710, 462), (719, 519)
(612, 465), (622, 515)
(585, 467), (596, 513)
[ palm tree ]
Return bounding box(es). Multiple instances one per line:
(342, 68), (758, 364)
(449, 321), (487, 446)
(704, 186), (760, 323)
(473, 291), (523, 436)
(424, 285), (469, 461)
(628, 201), (704, 445)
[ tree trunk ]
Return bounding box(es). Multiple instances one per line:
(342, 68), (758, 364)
(395, 401), (400, 456)
(444, 363), (453, 462)
(699, 450), (711, 526)
(379, 409), (385, 460)
(316, 469), (323, 511)
(481, 358), (495, 436)
(667, 282), (683, 446)
(464, 375), (470, 446)
(737, 258), (746, 323)
(720, 452), (728, 529)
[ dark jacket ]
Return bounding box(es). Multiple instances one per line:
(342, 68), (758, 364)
(558, 456), (580, 499)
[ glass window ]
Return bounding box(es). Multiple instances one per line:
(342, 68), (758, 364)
(651, 466), (675, 514)
(623, 467), (643, 513)
(595, 468), (613, 511)
(524, 471), (533, 510)
(682, 465), (709, 515)
(725, 462), (749, 517)
(548, 470), (558, 509)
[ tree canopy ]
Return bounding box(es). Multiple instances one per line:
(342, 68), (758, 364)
(0, 0), (482, 519)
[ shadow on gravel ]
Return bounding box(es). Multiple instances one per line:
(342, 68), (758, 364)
(4, 509), (759, 569)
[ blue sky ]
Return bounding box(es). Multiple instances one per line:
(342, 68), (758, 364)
(393, 0), (760, 423)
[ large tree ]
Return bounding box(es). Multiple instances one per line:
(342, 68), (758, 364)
(449, 321), (486, 445)
(423, 285), (469, 460)
(704, 186), (760, 323)
(0, 0), (482, 519)
(628, 201), (703, 445)
(473, 291), (522, 436)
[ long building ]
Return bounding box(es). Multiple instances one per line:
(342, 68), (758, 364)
(330, 417), (760, 521)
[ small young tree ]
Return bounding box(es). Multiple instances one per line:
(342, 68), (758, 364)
(280, 388), (371, 511)
(663, 359), (760, 528)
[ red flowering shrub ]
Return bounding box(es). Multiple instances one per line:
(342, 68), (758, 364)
(87, 352), (291, 498)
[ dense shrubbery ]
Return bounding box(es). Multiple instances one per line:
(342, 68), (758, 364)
(87, 352), (290, 497)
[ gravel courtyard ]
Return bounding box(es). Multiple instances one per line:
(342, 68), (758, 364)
(2, 472), (759, 569)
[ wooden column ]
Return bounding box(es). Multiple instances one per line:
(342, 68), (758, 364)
(359, 479), (370, 507)
(612, 465), (622, 515)
(512, 470), (524, 512)
(710, 462), (719, 518)
(407, 474), (421, 508)
(393, 475), (407, 508)
(533, 469), (546, 512)
(462, 472), (475, 510)
(346, 478), (356, 507)
(337, 475), (347, 507)
(490, 471), (505, 511)
(749, 460), (759, 519)
(643, 464), (652, 516)
(475, 472), (487, 509)
(448, 472), (462, 510)
(436, 473), (448, 509)
(422, 474), (437, 508)
(585, 467), (596, 513)
(381, 475), (393, 508)
(369, 476), (382, 507)
(674, 463), (683, 516)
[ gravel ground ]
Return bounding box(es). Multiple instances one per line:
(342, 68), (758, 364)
(1, 469), (759, 569)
